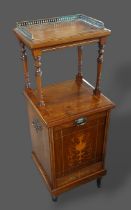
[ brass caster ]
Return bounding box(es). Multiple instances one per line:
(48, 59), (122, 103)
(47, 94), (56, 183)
(97, 177), (102, 188)
(52, 195), (58, 202)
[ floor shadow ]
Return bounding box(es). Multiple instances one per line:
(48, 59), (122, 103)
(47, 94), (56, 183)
(104, 114), (131, 192)
(102, 62), (131, 192)
(107, 62), (131, 105)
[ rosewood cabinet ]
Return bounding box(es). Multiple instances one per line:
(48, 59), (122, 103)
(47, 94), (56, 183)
(14, 14), (115, 201)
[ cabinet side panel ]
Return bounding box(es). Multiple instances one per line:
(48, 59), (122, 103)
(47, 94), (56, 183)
(26, 100), (52, 183)
(102, 111), (111, 163)
(95, 117), (106, 162)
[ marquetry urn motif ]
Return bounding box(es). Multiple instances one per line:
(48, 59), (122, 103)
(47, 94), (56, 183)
(68, 132), (95, 168)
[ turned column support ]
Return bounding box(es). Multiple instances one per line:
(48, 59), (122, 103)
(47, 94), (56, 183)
(76, 46), (83, 83)
(20, 42), (31, 88)
(93, 38), (106, 96)
(32, 50), (45, 106)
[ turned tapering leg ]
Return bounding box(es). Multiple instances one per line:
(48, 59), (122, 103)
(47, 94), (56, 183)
(34, 55), (45, 106)
(76, 46), (83, 83)
(20, 42), (31, 88)
(93, 41), (105, 96)
(96, 177), (102, 188)
(52, 195), (58, 202)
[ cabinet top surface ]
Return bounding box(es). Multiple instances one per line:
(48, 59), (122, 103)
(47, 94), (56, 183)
(24, 79), (115, 127)
(14, 14), (111, 49)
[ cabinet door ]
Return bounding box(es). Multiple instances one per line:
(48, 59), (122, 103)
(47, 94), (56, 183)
(54, 113), (106, 179)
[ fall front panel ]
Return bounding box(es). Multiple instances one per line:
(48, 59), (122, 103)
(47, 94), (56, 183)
(54, 114), (106, 180)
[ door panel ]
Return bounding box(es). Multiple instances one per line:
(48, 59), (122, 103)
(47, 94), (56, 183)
(54, 115), (106, 179)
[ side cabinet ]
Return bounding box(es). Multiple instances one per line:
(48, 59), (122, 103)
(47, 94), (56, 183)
(14, 14), (115, 201)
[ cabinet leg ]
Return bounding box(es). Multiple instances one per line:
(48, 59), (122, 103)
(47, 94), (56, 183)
(52, 195), (58, 202)
(96, 177), (102, 188)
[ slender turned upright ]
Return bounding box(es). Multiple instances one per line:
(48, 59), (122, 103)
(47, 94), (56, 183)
(20, 42), (30, 88)
(93, 38), (106, 96)
(33, 51), (45, 106)
(76, 46), (83, 83)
